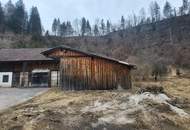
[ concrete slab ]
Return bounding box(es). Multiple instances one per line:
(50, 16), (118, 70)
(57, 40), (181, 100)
(0, 88), (49, 111)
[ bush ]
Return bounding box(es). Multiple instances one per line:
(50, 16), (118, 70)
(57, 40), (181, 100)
(152, 62), (168, 81)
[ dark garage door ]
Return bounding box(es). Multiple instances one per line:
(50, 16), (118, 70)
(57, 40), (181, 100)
(31, 72), (49, 87)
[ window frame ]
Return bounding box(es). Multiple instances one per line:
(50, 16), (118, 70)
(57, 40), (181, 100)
(2, 75), (9, 83)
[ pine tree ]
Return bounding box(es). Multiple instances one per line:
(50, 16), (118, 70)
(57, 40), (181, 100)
(4, 0), (15, 17)
(57, 18), (61, 36)
(45, 30), (50, 37)
(66, 21), (73, 36)
(181, 0), (189, 15)
(12, 0), (26, 33)
(86, 20), (91, 36)
(150, 1), (161, 22)
(100, 19), (105, 35)
(121, 16), (125, 30)
(28, 6), (42, 36)
(59, 22), (63, 36)
(94, 24), (99, 36)
(154, 1), (161, 21)
(139, 8), (146, 24)
(62, 22), (67, 37)
(23, 12), (28, 33)
(81, 17), (86, 36)
(0, 2), (5, 33)
(106, 20), (111, 34)
(4, 0), (15, 32)
(73, 18), (80, 36)
(133, 14), (138, 26)
(173, 8), (177, 17)
(163, 1), (172, 18)
(52, 19), (58, 36)
(60, 22), (67, 37)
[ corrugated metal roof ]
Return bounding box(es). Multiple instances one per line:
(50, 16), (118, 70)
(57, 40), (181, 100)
(0, 48), (53, 62)
(42, 45), (136, 68)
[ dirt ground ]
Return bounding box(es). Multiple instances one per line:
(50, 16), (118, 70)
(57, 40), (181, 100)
(0, 77), (190, 130)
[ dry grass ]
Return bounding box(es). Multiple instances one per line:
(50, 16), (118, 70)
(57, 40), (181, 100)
(134, 77), (190, 99)
(162, 77), (190, 99)
(0, 77), (190, 130)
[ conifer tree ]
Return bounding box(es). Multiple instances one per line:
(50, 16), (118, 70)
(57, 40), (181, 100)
(12, 0), (26, 33)
(66, 21), (73, 36)
(81, 17), (87, 36)
(86, 20), (91, 36)
(28, 6), (42, 36)
(182, 0), (189, 14)
(4, 0), (15, 32)
(150, 1), (161, 22)
(121, 16), (125, 30)
(106, 20), (111, 34)
(94, 24), (99, 36)
(0, 2), (5, 32)
(60, 22), (67, 37)
(163, 1), (172, 18)
(57, 18), (61, 36)
(52, 18), (58, 36)
(100, 19), (105, 35)
(139, 8), (146, 24)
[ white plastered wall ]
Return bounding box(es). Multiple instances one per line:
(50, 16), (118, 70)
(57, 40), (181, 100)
(0, 72), (13, 87)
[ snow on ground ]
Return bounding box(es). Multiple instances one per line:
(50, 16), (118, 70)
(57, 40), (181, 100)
(81, 92), (190, 126)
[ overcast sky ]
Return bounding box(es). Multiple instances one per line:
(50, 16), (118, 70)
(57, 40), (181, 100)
(1, 0), (182, 31)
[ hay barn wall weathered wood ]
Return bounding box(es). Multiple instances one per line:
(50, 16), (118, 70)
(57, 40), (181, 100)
(46, 48), (132, 90)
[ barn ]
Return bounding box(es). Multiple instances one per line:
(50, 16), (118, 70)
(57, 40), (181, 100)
(0, 46), (135, 90)
(42, 46), (135, 90)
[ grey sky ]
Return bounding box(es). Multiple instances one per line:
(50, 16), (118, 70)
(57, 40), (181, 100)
(1, 0), (182, 31)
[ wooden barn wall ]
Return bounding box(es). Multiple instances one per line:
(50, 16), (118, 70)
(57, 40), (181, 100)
(59, 57), (131, 90)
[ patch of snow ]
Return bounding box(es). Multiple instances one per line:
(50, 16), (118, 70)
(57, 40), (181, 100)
(98, 114), (135, 125)
(129, 92), (189, 117)
(129, 92), (171, 105)
(98, 115), (115, 124)
(81, 92), (189, 126)
(169, 104), (189, 117)
(81, 101), (113, 113)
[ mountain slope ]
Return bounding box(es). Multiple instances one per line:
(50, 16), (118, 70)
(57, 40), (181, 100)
(0, 15), (190, 78)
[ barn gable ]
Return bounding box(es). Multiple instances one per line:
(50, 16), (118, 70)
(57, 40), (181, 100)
(43, 47), (87, 58)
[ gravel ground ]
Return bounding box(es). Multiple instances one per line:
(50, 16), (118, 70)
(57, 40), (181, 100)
(0, 88), (49, 111)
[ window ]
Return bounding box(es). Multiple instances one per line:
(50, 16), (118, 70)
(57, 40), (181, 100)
(3, 75), (9, 83)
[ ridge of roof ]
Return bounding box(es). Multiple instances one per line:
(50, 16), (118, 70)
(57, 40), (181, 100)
(42, 45), (136, 68)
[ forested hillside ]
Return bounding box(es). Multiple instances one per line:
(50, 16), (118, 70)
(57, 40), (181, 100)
(0, 0), (190, 79)
(0, 0), (42, 36)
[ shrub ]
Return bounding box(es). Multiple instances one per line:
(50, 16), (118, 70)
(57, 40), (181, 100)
(152, 62), (168, 81)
